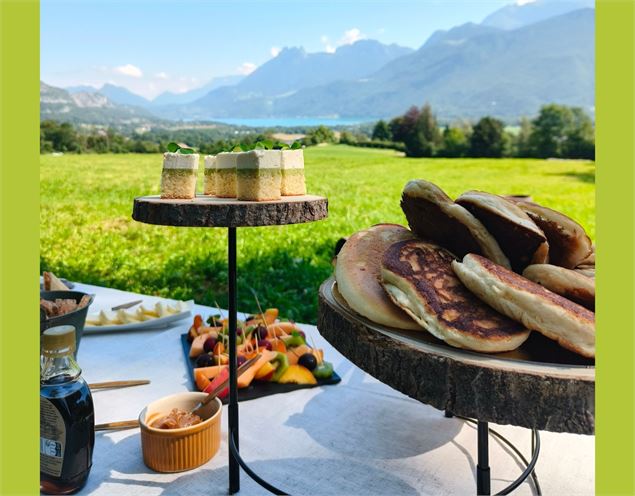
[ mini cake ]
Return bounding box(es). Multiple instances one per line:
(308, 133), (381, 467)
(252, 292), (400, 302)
(280, 149), (306, 196)
(215, 152), (237, 198)
(203, 155), (216, 195)
(236, 150), (282, 201)
(160, 152), (199, 199)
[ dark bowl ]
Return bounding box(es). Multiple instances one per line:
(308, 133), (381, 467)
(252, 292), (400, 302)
(40, 290), (94, 352)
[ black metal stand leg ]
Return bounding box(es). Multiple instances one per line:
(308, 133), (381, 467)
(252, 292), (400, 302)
(228, 227), (240, 494)
(477, 421), (491, 496)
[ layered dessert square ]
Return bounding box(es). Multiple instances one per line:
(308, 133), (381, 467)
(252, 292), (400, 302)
(160, 152), (199, 199)
(203, 155), (216, 195)
(280, 149), (306, 196)
(215, 152), (237, 198)
(236, 150), (282, 201)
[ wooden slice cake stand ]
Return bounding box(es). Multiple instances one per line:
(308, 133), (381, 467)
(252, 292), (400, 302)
(318, 276), (594, 495)
(133, 194), (328, 495)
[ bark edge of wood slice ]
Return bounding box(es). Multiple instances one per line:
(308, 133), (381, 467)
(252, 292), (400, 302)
(133, 194), (328, 227)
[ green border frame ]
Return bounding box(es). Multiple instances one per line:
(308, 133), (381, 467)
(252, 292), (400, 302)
(0, 0), (634, 493)
(0, 0), (40, 494)
(596, 1), (635, 495)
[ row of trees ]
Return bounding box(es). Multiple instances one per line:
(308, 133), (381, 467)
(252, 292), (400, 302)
(370, 103), (594, 159)
(40, 120), (342, 154)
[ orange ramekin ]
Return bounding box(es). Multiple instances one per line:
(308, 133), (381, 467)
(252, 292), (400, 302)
(139, 392), (222, 473)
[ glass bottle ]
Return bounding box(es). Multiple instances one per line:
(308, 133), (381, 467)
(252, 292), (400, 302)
(40, 325), (94, 494)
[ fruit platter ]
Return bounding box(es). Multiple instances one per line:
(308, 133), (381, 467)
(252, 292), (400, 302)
(182, 308), (340, 402)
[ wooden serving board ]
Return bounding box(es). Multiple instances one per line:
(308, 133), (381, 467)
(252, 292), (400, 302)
(318, 277), (594, 434)
(133, 194), (328, 227)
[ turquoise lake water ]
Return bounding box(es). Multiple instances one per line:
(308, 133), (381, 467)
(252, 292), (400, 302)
(211, 117), (377, 127)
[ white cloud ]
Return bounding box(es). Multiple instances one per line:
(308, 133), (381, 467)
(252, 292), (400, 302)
(155, 72), (169, 80)
(270, 46), (281, 57)
(339, 28), (364, 46)
(320, 28), (365, 54)
(114, 64), (143, 78)
(320, 35), (336, 53)
(237, 62), (257, 75)
(516, 0), (537, 5)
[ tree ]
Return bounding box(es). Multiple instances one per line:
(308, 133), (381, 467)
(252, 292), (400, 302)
(469, 116), (505, 157)
(563, 107), (595, 159)
(40, 120), (81, 152)
(529, 104), (573, 158)
(338, 131), (356, 145)
(439, 125), (469, 158)
(303, 125), (336, 145)
(371, 120), (392, 141)
(513, 117), (534, 157)
(389, 116), (407, 143)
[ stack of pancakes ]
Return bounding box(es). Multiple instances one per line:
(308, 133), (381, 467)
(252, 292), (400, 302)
(334, 179), (595, 358)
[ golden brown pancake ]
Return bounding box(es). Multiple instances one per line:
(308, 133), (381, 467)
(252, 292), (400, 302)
(380, 240), (530, 352)
(453, 254), (595, 358)
(456, 191), (549, 272)
(400, 180), (511, 268)
(523, 264), (595, 310)
(335, 224), (420, 330)
(510, 199), (592, 269)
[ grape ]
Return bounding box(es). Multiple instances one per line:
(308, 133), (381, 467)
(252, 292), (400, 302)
(256, 325), (268, 340)
(237, 355), (247, 367)
(195, 354), (215, 368)
(298, 353), (317, 371)
(258, 339), (272, 351)
(203, 336), (217, 353)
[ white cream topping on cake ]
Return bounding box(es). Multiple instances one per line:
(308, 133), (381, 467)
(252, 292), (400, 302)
(204, 155), (216, 169)
(216, 152), (238, 169)
(236, 150), (281, 170)
(281, 149), (304, 169)
(162, 152), (199, 170)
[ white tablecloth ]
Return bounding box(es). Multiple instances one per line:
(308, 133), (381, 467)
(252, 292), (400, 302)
(69, 282), (594, 495)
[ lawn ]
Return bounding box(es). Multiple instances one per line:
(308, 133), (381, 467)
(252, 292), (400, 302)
(40, 145), (595, 323)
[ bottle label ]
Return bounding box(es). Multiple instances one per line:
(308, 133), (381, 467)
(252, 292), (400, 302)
(40, 397), (65, 477)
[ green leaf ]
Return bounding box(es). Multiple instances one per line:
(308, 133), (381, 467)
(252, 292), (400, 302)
(290, 141), (302, 150)
(167, 142), (180, 153)
(179, 147), (195, 154)
(275, 141), (289, 150)
(254, 141), (265, 150)
(262, 139), (274, 150)
(231, 144), (243, 152)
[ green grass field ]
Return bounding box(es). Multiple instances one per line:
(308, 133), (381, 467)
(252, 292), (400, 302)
(40, 145), (595, 323)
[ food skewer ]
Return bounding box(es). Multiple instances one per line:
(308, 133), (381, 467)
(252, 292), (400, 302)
(95, 420), (140, 431)
(88, 380), (150, 390)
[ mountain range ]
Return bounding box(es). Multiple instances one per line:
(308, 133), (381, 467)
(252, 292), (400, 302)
(43, 0), (594, 125)
(40, 82), (161, 127)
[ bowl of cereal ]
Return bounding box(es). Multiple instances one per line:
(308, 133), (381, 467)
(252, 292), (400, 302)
(139, 392), (222, 473)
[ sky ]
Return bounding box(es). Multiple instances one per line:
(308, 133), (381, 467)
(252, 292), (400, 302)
(41, 0), (520, 100)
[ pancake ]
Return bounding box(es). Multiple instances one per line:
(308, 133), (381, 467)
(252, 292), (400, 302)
(574, 266), (595, 279)
(456, 191), (549, 272)
(523, 264), (595, 310)
(510, 199), (592, 269)
(335, 224), (420, 330)
(380, 239), (530, 352)
(452, 254), (595, 358)
(401, 180), (511, 268)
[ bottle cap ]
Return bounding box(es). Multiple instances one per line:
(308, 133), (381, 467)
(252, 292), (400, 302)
(42, 325), (76, 354)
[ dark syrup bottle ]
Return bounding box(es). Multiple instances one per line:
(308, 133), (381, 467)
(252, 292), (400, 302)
(40, 325), (94, 494)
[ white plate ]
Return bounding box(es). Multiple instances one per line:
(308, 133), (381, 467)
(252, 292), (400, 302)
(84, 301), (192, 333)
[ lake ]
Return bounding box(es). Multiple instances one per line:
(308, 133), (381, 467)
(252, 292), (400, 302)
(211, 117), (377, 128)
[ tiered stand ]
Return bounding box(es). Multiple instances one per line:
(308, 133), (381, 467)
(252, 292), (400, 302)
(317, 277), (595, 495)
(133, 194), (328, 495)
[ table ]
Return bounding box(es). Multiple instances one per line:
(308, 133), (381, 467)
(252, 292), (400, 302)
(73, 282), (594, 495)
